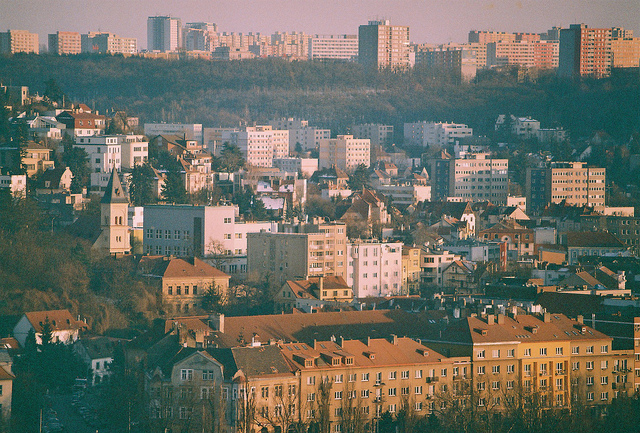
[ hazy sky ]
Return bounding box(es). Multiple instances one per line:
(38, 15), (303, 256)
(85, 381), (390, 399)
(2, 0), (639, 47)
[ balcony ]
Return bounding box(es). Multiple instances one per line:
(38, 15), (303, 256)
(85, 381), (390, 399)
(426, 377), (439, 383)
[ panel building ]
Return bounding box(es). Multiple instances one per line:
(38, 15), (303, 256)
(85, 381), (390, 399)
(147, 16), (182, 52)
(48, 31), (81, 55)
(236, 126), (289, 168)
(559, 24), (612, 77)
(318, 135), (370, 172)
(81, 32), (137, 55)
(0, 30), (39, 54)
(308, 34), (358, 61)
(358, 20), (410, 69)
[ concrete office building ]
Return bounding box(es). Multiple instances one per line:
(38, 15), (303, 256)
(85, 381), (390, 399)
(0, 30), (39, 54)
(358, 20), (410, 69)
(318, 135), (370, 172)
(147, 16), (182, 52)
(309, 34), (358, 61)
(48, 32), (81, 55)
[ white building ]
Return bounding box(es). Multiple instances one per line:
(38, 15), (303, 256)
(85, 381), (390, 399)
(318, 135), (370, 172)
(272, 157), (318, 178)
(144, 123), (203, 144)
(203, 127), (239, 156)
(268, 118), (331, 151)
(143, 204), (273, 275)
(236, 126), (289, 168)
(119, 135), (148, 168)
(309, 34), (358, 61)
(347, 240), (403, 298)
(13, 310), (86, 347)
(0, 174), (26, 197)
(420, 248), (460, 286)
(404, 121), (473, 147)
(75, 136), (122, 191)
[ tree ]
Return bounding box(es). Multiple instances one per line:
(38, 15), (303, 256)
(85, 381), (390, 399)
(214, 142), (245, 173)
(128, 163), (156, 206)
(44, 78), (66, 106)
(161, 170), (187, 204)
(348, 164), (369, 191)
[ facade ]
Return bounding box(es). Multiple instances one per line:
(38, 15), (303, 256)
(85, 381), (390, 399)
(318, 135), (370, 172)
(611, 34), (640, 68)
(56, 111), (106, 137)
(309, 34), (358, 61)
(48, 31), (81, 54)
(404, 121), (473, 147)
(565, 231), (627, 265)
(526, 162), (606, 214)
(143, 205), (272, 268)
(486, 40), (559, 69)
(559, 24), (612, 78)
(431, 313), (636, 411)
(478, 220), (535, 261)
(0, 30), (39, 54)
(236, 126), (289, 168)
(451, 153), (509, 205)
(267, 118), (331, 152)
(81, 32), (137, 55)
(75, 136), (122, 191)
(401, 245), (422, 294)
(0, 174), (26, 197)
(351, 124), (394, 147)
(93, 169), (131, 255)
(184, 22), (218, 52)
(420, 248), (460, 286)
(358, 20), (410, 69)
(119, 135), (149, 168)
(157, 257), (230, 314)
(147, 16), (182, 52)
(247, 221), (348, 283)
(272, 157), (318, 178)
(73, 336), (121, 385)
(346, 241), (403, 298)
(276, 276), (353, 313)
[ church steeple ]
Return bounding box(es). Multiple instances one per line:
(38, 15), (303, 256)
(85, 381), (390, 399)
(93, 168), (130, 255)
(101, 168), (129, 204)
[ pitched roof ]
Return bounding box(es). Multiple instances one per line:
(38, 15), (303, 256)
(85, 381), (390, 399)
(231, 345), (293, 378)
(23, 309), (87, 333)
(285, 276), (351, 300)
(77, 336), (123, 359)
(162, 257), (230, 279)
(39, 167), (70, 189)
(566, 231), (625, 248)
(101, 169), (129, 204)
(535, 292), (604, 317)
(0, 365), (15, 381)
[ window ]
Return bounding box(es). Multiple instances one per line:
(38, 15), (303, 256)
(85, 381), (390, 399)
(586, 346), (594, 354)
(477, 350), (485, 359)
(349, 373), (356, 382)
(492, 381), (500, 390)
(401, 387), (409, 396)
(524, 348), (531, 357)
(415, 369), (422, 379)
(506, 380), (514, 390)
(202, 370), (215, 381)
(307, 393), (315, 402)
(492, 349), (500, 358)
(540, 364), (547, 375)
(477, 382), (485, 391)
(415, 386), (422, 395)
(601, 376), (608, 385)
(601, 345), (609, 353)
(335, 391), (342, 400)
(540, 348), (547, 356)
(492, 365), (500, 374)
(477, 366), (485, 375)
(401, 370), (409, 379)
(507, 349), (515, 358)
(507, 364), (514, 374)
(362, 373), (369, 382)
(335, 374), (343, 383)
(556, 378), (563, 390)
(388, 388), (396, 397)
(539, 379), (547, 389)
(572, 346), (579, 355)
(441, 368), (447, 377)
(261, 387), (269, 398)
(361, 389), (369, 398)
(601, 392), (608, 401)
(388, 404), (396, 413)
(389, 371), (397, 380)
(587, 392), (594, 401)
(586, 361), (594, 370)
(601, 360), (608, 370)
(556, 347), (563, 355)
(307, 376), (315, 385)
(586, 376), (594, 386)
(524, 364), (531, 376)
(572, 362), (579, 371)
(181, 369), (193, 381)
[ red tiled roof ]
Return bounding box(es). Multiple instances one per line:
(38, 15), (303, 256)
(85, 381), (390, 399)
(24, 309), (87, 333)
(163, 257), (230, 279)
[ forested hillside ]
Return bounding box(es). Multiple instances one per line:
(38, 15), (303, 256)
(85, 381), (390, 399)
(1, 54), (638, 140)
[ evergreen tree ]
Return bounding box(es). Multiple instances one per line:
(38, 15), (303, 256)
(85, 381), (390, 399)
(348, 164), (369, 191)
(128, 163), (155, 206)
(213, 142), (245, 173)
(161, 170), (187, 203)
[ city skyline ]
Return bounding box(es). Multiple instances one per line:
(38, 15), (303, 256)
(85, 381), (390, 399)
(1, 0), (639, 49)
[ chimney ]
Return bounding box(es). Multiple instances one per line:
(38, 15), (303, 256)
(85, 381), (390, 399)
(497, 314), (505, 325)
(319, 276), (324, 293)
(209, 313), (225, 333)
(577, 315), (584, 324)
(543, 312), (551, 323)
(313, 339), (317, 350)
(487, 314), (495, 325)
(367, 336), (371, 347)
(338, 336), (344, 348)
(390, 334), (398, 345)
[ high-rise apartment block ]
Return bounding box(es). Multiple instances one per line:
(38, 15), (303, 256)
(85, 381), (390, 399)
(48, 32), (81, 55)
(236, 126), (289, 168)
(183, 22), (218, 52)
(358, 20), (410, 69)
(318, 135), (370, 172)
(308, 34), (358, 61)
(486, 40), (559, 69)
(351, 123), (394, 147)
(346, 240), (403, 298)
(267, 118), (331, 151)
(81, 32), (137, 55)
(0, 30), (39, 54)
(611, 29), (640, 68)
(147, 16), (182, 52)
(559, 24), (612, 77)
(526, 161), (606, 214)
(404, 121), (473, 147)
(247, 221), (348, 283)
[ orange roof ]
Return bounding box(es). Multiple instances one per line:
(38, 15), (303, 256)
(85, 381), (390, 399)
(162, 257), (230, 279)
(23, 309), (86, 333)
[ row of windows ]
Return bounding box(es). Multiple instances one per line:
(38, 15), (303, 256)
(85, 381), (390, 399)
(146, 229), (191, 240)
(477, 345), (608, 359)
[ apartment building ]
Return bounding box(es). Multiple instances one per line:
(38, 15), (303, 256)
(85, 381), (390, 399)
(559, 24), (612, 78)
(75, 136), (122, 191)
(420, 248), (460, 286)
(358, 20), (410, 69)
(439, 153), (508, 205)
(402, 245), (422, 294)
(611, 34), (640, 68)
(147, 16), (182, 52)
(404, 122), (473, 148)
(143, 205), (272, 275)
(309, 34), (358, 61)
(346, 240), (403, 298)
(267, 118), (331, 152)
(351, 124), (394, 147)
(272, 157), (318, 178)
(318, 135), (370, 172)
(144, 123), (203, 144)
(183, 22), (218, 52)
(0, 30), (39, 54)
(431, 313), (635, 410)
(526, 161), (606, 214)
(48, 31), (81, 54)
(486, 40), (559, 69)
(81, 32), (137, 55)
(236, 126), (289, 168)
(247, 221), (348, 283)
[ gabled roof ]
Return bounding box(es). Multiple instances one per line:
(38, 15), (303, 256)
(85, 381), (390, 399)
(420, 201), (473, 220)
(566, 231), (625, 248)
(285, 276), (351, 300)
(0, 365), (15, 381)
(39, 167), (71, 189)
(162, 257), (230, 279)
(480, 219), (532, 234)
(443, 260), (475, 274)
(77, 336), (122, 359)
(101, 169), (129, 204)
(22, 309), (87, 333)
(231, 345), (293, 378)
(559, 271), (602, 289)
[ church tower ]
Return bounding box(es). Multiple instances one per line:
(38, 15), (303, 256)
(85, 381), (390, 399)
(94, 169), (131, 255)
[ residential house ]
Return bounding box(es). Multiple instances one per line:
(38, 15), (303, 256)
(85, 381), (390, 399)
(275, 276), (353, 313)
(340, 188), (390, 237)
(565, 231), (627, 265)
(35, 167), (73, 194)
(13, 309), (87, 347)
(478, 220), (535, 261)
(73, 336), (122, 385)
(402, 245), (422, 295)
(0, 365), (13, 422)
(441, 260), (478, 294)
(56, 110), (106, 137)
